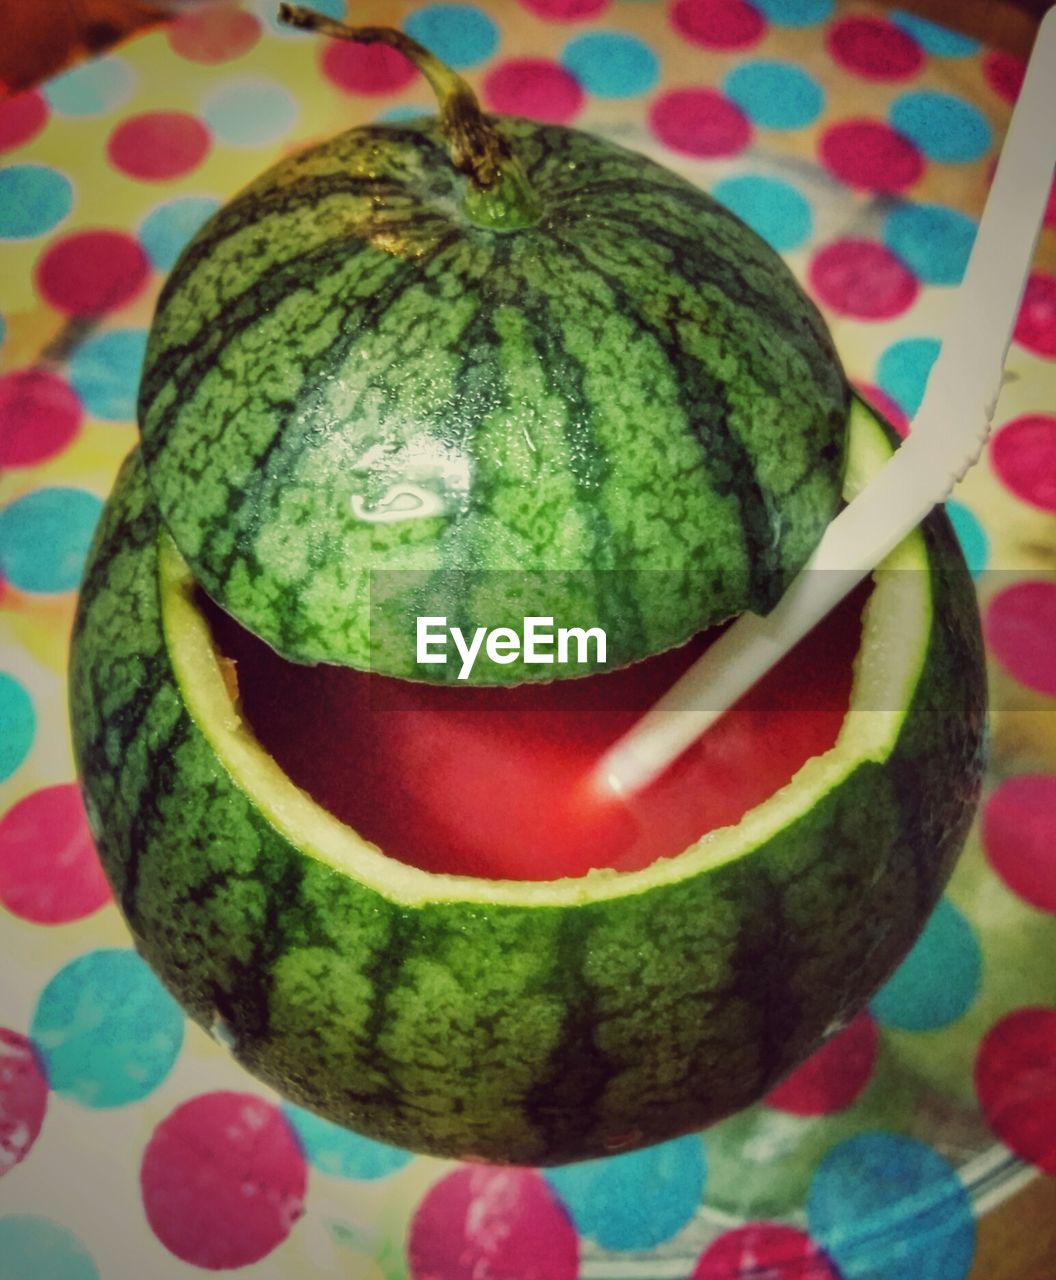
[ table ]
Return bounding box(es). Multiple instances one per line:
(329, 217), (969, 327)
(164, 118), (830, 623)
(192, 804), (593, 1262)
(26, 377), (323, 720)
(2, 2), (1055, 1277)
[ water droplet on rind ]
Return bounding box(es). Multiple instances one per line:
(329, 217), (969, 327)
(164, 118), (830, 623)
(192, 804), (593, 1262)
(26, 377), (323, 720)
(210, 1011), (238, 1049)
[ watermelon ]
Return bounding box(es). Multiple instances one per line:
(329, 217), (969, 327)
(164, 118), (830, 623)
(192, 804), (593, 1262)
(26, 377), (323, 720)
(70, 398), (985, 1166)
(70, 14), (985, 1164)
(136, 106), (848, 680)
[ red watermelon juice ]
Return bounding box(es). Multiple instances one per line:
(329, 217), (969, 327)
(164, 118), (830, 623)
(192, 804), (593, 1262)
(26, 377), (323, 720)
(202, 583), (867, 882)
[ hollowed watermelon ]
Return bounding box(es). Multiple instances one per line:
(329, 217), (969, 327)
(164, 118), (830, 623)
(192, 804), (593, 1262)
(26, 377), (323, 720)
(70, 398), (985, 1165)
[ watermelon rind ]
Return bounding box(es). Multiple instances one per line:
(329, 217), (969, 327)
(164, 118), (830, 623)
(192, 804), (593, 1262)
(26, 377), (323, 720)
(137, 118), (849, 680)
(70, 399), (984, 1165)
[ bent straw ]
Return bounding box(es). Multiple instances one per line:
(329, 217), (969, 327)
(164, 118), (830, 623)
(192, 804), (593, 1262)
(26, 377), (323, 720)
(597, 6), (1056, 799)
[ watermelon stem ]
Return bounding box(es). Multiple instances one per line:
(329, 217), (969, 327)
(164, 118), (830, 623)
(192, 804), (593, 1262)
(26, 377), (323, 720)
(278, 4), (542, 231)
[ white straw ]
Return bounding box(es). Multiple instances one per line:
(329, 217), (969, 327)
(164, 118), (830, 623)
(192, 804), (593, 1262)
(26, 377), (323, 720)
(597, 6), (1056, 799)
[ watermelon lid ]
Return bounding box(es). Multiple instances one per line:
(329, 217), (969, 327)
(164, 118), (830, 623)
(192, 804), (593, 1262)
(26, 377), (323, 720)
(137, 9), (850, 682)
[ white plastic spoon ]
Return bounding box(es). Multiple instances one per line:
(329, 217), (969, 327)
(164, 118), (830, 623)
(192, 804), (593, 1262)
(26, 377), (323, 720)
(597, 6), (1056, 799)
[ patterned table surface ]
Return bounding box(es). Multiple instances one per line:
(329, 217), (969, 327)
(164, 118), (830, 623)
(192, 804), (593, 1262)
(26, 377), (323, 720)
(2, 2), (1055, 1277)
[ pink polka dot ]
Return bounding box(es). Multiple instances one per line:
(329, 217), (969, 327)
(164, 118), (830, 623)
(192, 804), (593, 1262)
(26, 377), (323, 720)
(36, 229), (149, 314)
(408, 1166), (579, 1280)
(692, 1223), (841, 1280)
(1014, 272), (1056, 359)
(1044, 174), (1056, 230)
(983, 50), (1026, 104)
(0, 89), (48, 152)
(141, 1092), (307, 1269)
(0, 785), (110, 924)
(819, 119), (923, 193)
(983, 776), (1056, 914)
(671, 0), (766, 51)
(0, 1028), (48, 1178)
(827, 17), (924, 81)
(168, 6), (261, 64)
(107, 111), (210, 182)
(976, 1008), (1056, 1173)
(649, 88), (751, 158)
(855, 381), (910, 437)
(991, 415), (1056, 511)
(322, 40), (418, 95)
(517, 0), (609, 17)
(766, 1013), (878, 1116)
(0, 370), (83, 468)
(483, 60), (584, 125)
(985, 580), (1056, 697)
(809, 239), (919, 320)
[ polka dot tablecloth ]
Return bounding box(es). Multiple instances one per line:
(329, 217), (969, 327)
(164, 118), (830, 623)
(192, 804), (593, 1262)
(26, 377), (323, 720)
(2, 2), (1055, 1277)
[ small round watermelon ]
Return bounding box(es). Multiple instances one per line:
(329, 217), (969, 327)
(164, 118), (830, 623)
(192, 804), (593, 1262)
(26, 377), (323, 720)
(69, 12), (985, 1166)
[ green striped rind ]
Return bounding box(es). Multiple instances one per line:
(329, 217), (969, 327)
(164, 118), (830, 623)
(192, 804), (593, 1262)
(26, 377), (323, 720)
(138, 119), (849, 679)
(70, 414), (983, 1165)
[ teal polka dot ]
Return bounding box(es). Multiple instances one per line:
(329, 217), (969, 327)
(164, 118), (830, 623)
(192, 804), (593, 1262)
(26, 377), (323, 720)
(546, 1136), (706, 1250)
(891, 10), (979, 56)
(808, 1134), (975, 1280)
(0, 673), (35, 781)
(31, 949), (184, 1108)
(376, 105), (436, 123)
(0, 1217), (99, 1280)
(945, 500), (989, 579)
(256, 0), (345, 38)
(404, 5), (498, 69)
(884, 203), (977, 285)
(713, 174), (812, 251)
(68, 329), (148, 421)
(202, 78), (298, 147)
(283, 1104), (413, 1179)
(890, 92), (992, 164)
(44, 56), (135, 116)
(0, 313), (6, 346)
(560, 32), (659, 99)
(0, 488), (102, 593)
(752, 0), (833, 25)
(139, 196), (220, 270)
(0, 165), (73, 240)
(723, 61), (823, 129)
(875, 336), (941, 417)
(872, 898), (982, 1031)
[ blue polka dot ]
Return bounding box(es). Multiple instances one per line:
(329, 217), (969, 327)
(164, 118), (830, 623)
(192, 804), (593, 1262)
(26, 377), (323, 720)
(139, 196), (220, 271)
(890, 92), (992, 164)
(44, 56), (135, 116)
(872, 898), (981, 1032)
(545, 1136), (706, 1251)
(808, 1134), (975, 1280)
(256, 0), (345, 37)
(376, 105), (436, 123)
(68, 330), (148, 422)
(723, 61), (823, 129)
(0, 1217), (99, 1280)
(945, 500), (989, 579)
(31, 950), (184, 1108)
(0, 165), (73, 240)
(0, 488), (102, 594)
(560, 32), (659, 99)
(202, 79), (298, 148)
(283, 1105), (413, 1179)
(714, 174), (813, 252)
(875, 337), (941, 418)
(884, 203), (976, 285)
(751, 0), (833, 25)
(891, 10), (979, 56)
(404, 5), (498, 69)
(0, 673), (35, 782)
